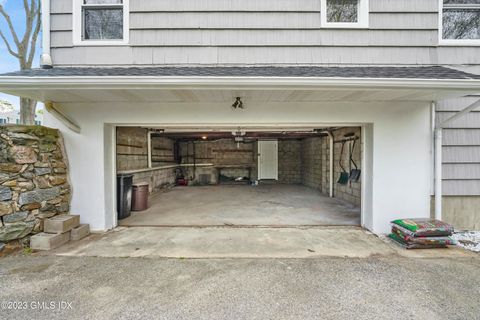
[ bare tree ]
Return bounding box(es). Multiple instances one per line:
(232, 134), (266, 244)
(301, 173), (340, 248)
(0, 0), (41, 125)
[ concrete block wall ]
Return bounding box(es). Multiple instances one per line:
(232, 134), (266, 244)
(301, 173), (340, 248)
(179, 139), (256, 179)
(278, 140), (302, 184)
(116, 127), (148, 171)
(302, 137), (322, 188)
(151, 136), (175, 166)
(320, 128), (362, 207)
(131, 168), (176, 193)
(117, 128), (176, 170)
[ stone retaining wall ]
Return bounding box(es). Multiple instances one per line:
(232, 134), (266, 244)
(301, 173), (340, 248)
(0, 125), (71, 242)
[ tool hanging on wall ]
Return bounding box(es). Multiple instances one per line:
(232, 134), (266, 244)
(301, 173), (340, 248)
(349, 138), (361, 182)
(337, 140), (349, 185)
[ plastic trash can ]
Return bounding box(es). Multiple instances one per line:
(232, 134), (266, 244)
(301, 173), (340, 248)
(117, 174), (133, 220)
(132, 182), (149, 211)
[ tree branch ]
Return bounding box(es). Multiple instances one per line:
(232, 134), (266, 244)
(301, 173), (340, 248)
(0, 28), (19, 58)
(27, 0), (41, 67)
(21, 0), (34, 56)
(0, 4), (22, 49)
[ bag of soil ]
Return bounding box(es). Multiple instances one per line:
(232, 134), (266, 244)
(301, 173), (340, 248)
(388, 233), (448, 249)
(391, 218), (454, 237)
(391, 227), (456, 246)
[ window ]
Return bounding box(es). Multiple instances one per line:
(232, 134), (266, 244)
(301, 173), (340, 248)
(321, 0), (369, 28)
(441, 0), (480, 44)
(73, 0), (129, 45)
(0, 118), (6, 124)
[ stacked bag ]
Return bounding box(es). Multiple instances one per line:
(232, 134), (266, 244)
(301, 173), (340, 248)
(388, 218), (455, 249)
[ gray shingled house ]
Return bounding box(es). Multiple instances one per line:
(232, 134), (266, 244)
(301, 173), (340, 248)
(0, 0), (480, 234)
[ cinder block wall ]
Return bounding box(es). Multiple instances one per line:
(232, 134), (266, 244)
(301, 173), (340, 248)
(151, 136), (175, 166)
(179, 139), (256, 179)
(116, 127), (148, 171)
(300, 128), (362, 207)
(321, 128), (362, 207)
(278, 140), (303, 184)
(302, 137), (322, 188)
(116, 128), (176, 170)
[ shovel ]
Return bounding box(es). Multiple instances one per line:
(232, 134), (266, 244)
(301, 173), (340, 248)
(349, 138), (361, 182)
(337, 140), (349, 185)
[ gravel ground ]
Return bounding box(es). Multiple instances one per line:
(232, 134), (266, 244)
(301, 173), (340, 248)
(1, 254), (480, 320)
(453, 232), (480, 252)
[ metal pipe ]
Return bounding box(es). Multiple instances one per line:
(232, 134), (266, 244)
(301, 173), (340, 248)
(40, 0), (53, 68)
(434, 127), (443, 220)
(329, 132), (334, 198)
(321, 131), (334, 198)
(44, 102), (80, 133)
(147, 131), (152, 168)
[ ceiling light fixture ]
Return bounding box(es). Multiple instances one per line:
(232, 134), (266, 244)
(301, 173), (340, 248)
(232, 97), (244, 109)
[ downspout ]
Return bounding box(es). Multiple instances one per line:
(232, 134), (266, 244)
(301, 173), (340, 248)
(147, 131), (152, 168)
(434, 98), (480, 220)
(327, 131), (334, 198)
(40, 0), (53, 68)
(320, 130), (334, 198)
(44, 102), (81, 133)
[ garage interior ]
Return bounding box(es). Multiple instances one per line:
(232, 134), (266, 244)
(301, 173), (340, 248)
(116, 126), (362, 227)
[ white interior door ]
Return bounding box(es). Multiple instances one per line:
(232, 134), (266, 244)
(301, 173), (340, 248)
(258, 140), (278, 180)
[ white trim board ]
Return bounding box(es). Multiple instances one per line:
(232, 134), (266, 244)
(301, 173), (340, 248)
(438, 0), (480, 47)
(72, 0), (129, 46)
(320, 0), (369, 29)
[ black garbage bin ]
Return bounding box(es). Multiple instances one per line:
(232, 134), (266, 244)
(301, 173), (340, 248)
(117, 174), (133, 220)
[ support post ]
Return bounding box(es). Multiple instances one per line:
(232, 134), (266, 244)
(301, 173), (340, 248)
(147, 131), (152, 168)
(327, 131), (334, 198)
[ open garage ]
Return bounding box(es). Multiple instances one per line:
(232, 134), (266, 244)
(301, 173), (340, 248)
(116, 127), (362, 227)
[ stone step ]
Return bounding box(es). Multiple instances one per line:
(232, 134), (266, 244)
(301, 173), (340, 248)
(71, 224), (90, 241)
(30, 232), (70, 251)
(44, 215), (80, 234)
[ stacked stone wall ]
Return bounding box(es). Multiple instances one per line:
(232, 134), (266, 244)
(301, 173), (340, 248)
(0, 125), (71, 242)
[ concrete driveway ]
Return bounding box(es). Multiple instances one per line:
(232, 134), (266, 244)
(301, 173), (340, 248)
(0, 227), (479, 319)
(1, 254), (479, 320)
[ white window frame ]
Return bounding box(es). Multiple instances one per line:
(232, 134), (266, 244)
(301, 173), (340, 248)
(439, 0), (480, 46)
(320, 0), (369, 29)
(73, 0), (129, 46)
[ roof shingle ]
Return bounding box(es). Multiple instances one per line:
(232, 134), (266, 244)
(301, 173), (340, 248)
(1, 66), (479, 80)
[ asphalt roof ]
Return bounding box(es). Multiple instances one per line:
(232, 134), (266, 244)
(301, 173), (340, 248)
(1, 66), (479, 80)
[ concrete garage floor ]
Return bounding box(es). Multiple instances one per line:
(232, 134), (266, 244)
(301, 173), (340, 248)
(120, 184), (361, 227)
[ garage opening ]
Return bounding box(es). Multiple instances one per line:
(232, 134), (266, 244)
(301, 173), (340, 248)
(115, 127), (362, 227)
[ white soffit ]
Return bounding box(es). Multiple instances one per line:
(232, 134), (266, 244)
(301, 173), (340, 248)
(0, 76), (479, 103)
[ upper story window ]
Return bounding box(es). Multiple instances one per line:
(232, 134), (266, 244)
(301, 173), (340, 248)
(73, 0), (129, 45)
(441, 0), (480, 44)
(320, 0), (369, 28)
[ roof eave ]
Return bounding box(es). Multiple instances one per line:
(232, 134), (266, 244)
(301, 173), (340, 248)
(0, 76), (480, 91)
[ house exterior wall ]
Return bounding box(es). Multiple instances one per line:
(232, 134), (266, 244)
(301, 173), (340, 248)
(42, 0), (480, 231)
(49, 0), (480, 66)
(44, 100), (432, 234)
